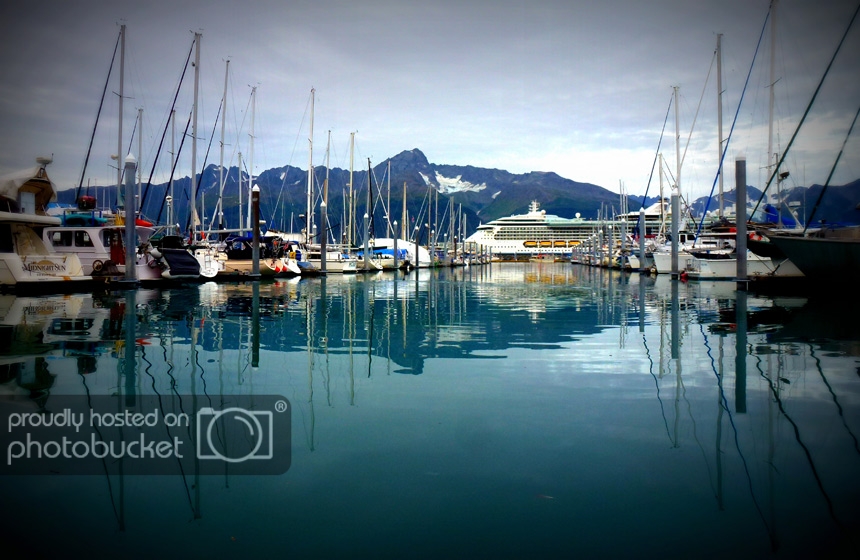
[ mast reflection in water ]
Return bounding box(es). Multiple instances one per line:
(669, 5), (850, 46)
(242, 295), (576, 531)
(1, 263), (859, 558)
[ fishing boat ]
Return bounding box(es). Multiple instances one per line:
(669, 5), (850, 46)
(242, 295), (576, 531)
(464, 201), (596, 258)
(0, 158), (97, 293)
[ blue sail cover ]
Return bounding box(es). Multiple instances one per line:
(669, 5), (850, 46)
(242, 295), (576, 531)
(356, 248), (408, 258)
(762, 204), (797, 228)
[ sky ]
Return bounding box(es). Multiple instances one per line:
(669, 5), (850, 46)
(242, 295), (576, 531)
(1, 0), (858, 203)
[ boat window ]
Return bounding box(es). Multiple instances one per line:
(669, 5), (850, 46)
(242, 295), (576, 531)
(0, 224), (12, 252)
(51, 231), (73, 247)
(75, 231), (94, 247)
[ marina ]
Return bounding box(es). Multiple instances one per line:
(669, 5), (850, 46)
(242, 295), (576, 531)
(1, 2), (859, 557)
(1, 263), (859, 557)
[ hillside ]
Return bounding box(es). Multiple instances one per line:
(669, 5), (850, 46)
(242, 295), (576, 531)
(56, 148), (860, 239)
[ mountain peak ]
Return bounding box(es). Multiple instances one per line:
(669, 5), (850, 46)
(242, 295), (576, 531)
(391, 148), (430, 167)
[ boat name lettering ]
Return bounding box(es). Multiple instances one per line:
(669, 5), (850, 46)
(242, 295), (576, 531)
(21, 260), (67, 274)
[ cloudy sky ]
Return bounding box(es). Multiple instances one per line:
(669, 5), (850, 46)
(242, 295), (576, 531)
(1, 0), (858, 202)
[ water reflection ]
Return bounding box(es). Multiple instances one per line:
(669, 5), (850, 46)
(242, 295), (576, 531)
(0, 264), (858, 557)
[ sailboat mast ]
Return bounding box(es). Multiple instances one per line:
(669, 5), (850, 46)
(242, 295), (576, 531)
(218, 59), (229, 231)
(716, 33), (725, 218)
(768, 0), (782, 226)
(116, 24), (125, 215)
(307, 88), (315, 244)
(137, 107), (142, 216)
(325, 130), (331, 244)
(366, 158), (373, 239)
(433, 185), (438, 247)
(169, 109), (175, 231)
(402, 181), (407, 241)
(659, 153), (665, 230)
(674, 86), (681, 198)
(190, 31), (201, 242)
(238, 151), (243, 231)
(248, 85), (257, 233)
(348, 131), (355, 246)
(672, 85), (681, 277)
(387, 159), (392, 237)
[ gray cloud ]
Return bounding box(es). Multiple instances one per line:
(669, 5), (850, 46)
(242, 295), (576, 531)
(1, 0), (857, 201)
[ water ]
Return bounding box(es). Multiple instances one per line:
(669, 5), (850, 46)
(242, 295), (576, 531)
(1, 263), (859, 558)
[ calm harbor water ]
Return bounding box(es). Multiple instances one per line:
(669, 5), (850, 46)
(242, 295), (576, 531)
(1, 263), (859, 558)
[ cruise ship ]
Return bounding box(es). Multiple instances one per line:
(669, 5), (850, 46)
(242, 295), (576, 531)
(464, 201), (597, 257)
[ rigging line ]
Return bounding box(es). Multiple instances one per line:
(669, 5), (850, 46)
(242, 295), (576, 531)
(697, 324), (722, 500)
(155, 110), (192, 225)
(680, 49), (717, 174)
(641, 95), (673, 204)
(694, 6), (771, 242)
(753, 0), (860, 217)
(141, 38), (195, 212)
(804, 101), (860, 231)
(76, 370), (122, 529)
(140, 346), (196, 514)
(77, 29), (121, 201)
(185, 98), (223, 235)
(756, 354), (845, 533)
(679, 371), (718, 499)
(808, 343), (860, 455)
(274, 100), (310, 227)
(125, 110), (139, 160)
(712, 342), (773, 542)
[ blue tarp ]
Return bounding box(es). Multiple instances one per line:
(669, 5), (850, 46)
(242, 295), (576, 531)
(761, 204), (797, 228)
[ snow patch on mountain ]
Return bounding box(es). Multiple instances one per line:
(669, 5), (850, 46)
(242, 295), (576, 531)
(419, 171), (487, 193)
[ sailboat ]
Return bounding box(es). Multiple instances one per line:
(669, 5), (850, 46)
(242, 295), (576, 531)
(42, 25), (197, 284)
(684, 9), (804, 280)
(748, 1), (860, 282)
(304, 130), (358, 273)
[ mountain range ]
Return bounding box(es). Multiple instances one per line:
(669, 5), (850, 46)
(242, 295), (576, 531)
(57, 148), (860, 240)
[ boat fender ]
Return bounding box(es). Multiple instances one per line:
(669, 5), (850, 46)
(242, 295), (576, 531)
(150, 248), (162, 259)
(749, 232), (763, 242)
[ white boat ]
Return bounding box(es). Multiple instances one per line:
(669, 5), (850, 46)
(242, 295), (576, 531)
(305, 247), (359, 274)
(191, 242), (227, 279)
(0, 158), (96, 293)
(369, 237), (426, 268)
(464, 201), (594, 258)
(683, 251), (777, 280)
(43, 215), (163, 281)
